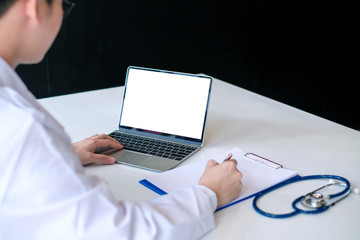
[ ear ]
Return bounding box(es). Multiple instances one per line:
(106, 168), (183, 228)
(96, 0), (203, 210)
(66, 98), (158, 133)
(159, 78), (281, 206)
(23, 0), (40, 23)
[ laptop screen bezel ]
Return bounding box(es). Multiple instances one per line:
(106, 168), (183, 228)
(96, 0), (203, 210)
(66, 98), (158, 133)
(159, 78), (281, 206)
(117, 66), (212, 146)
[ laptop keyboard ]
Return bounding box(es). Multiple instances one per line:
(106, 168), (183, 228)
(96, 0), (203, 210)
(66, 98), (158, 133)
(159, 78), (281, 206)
(109, 131), (198, 161)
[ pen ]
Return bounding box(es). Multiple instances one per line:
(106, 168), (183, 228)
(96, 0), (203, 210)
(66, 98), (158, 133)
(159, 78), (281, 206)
(224, 153), (233, 161)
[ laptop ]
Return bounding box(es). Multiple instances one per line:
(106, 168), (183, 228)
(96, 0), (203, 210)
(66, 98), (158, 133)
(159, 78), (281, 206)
(101, 66), (212, 172)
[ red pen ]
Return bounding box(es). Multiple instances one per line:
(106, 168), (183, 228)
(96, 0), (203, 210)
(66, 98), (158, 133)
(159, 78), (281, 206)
(224, 153), (233, 161)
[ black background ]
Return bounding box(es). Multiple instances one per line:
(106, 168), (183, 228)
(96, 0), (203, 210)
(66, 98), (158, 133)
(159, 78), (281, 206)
(16, 0), (360, 129)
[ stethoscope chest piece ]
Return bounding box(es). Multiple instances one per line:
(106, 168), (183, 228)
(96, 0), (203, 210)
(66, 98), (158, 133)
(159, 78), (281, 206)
(301, 192), (327, 208)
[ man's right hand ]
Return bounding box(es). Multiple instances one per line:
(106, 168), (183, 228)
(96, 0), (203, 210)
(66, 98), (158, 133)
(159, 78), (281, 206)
(199, 159), (243, 207)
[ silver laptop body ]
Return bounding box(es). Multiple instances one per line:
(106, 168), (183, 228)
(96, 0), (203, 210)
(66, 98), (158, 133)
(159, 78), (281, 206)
(101, 66), (212, 172)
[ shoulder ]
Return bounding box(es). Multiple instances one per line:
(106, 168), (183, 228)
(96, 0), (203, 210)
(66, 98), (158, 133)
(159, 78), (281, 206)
(0, 85), (73, 162)
(0, 86), (94, 206)
(0, 85), (80, 171)
(0, 86), (37, 138)
(0, 86), (44, 132)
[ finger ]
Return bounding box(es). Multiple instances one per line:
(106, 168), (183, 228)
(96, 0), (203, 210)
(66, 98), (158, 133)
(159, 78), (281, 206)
(89, 153), (116, 164)
(97, 134), (123, 145)
(90, 134), (116, 141)
(237, 169), (243, 179)
(94, 139), (123, 150)
(89, 134), (100, 139)
(96, 133), (112, 139)
(205, 159), (219, 169)
(222, 159), (238, 167)
(91, 134), (112, 141)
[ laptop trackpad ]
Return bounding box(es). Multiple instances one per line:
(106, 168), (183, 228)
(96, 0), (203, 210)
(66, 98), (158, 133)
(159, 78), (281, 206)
(111, 150), (150, 165)
(108, 149), (178, 172)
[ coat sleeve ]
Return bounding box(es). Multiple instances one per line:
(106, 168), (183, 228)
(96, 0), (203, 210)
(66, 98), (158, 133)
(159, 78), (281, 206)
(112, 184), (217, 240)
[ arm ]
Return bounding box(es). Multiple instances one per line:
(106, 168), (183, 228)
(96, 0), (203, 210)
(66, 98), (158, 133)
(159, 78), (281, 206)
(72, 137), (242, 238)
(111, 159), (242, 239)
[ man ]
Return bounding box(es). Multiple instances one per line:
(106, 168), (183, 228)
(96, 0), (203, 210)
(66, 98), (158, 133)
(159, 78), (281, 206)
(0, 0), (243, 239)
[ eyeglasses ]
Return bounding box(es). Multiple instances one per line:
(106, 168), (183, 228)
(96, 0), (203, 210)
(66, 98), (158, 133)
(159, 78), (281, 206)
(62, 0), (75, 18)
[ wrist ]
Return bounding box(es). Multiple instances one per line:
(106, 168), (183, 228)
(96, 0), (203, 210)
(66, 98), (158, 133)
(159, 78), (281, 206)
(197, 185), (218, 211)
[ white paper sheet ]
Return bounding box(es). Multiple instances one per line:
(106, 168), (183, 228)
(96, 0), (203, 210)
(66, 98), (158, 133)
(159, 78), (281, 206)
(141, 148), (298, 210)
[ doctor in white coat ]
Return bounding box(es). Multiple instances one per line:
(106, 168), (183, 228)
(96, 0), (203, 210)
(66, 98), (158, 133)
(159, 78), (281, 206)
(0, 0), (243, 239)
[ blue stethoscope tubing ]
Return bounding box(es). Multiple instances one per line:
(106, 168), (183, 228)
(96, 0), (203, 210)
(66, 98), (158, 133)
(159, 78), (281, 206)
(252, 175), (351, 218)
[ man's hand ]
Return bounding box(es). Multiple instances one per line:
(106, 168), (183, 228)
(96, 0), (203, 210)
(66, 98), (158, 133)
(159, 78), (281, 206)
(199, 159), (242, 207)
(72, 134), (123, 165)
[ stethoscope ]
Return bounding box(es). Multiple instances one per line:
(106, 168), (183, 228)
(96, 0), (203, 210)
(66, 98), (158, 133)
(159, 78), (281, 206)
(253, 175), (352, 218)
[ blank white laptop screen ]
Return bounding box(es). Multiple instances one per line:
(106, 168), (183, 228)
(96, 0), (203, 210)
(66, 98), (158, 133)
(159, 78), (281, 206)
(120, 68), (211, 140)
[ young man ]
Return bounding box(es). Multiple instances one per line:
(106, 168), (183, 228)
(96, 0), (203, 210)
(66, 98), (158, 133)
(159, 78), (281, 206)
(0, 0), (243, 239)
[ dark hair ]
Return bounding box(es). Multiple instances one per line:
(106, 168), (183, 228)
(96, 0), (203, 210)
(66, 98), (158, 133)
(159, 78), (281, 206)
(0, 0), (54, 18)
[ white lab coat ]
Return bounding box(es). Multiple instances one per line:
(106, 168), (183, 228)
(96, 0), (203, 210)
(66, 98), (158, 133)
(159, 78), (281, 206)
(0, 57), (217, 240)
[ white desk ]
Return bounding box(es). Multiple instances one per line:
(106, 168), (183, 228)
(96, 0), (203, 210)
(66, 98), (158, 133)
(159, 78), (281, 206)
(39, 79), (360, 240)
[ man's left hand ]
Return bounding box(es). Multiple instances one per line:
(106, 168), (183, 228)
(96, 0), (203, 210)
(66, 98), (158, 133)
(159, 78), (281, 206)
(73, 134), (123, 165)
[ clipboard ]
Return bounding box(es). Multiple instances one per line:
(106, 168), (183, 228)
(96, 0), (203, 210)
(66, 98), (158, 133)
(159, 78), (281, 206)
(140, 148), (298, 211)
